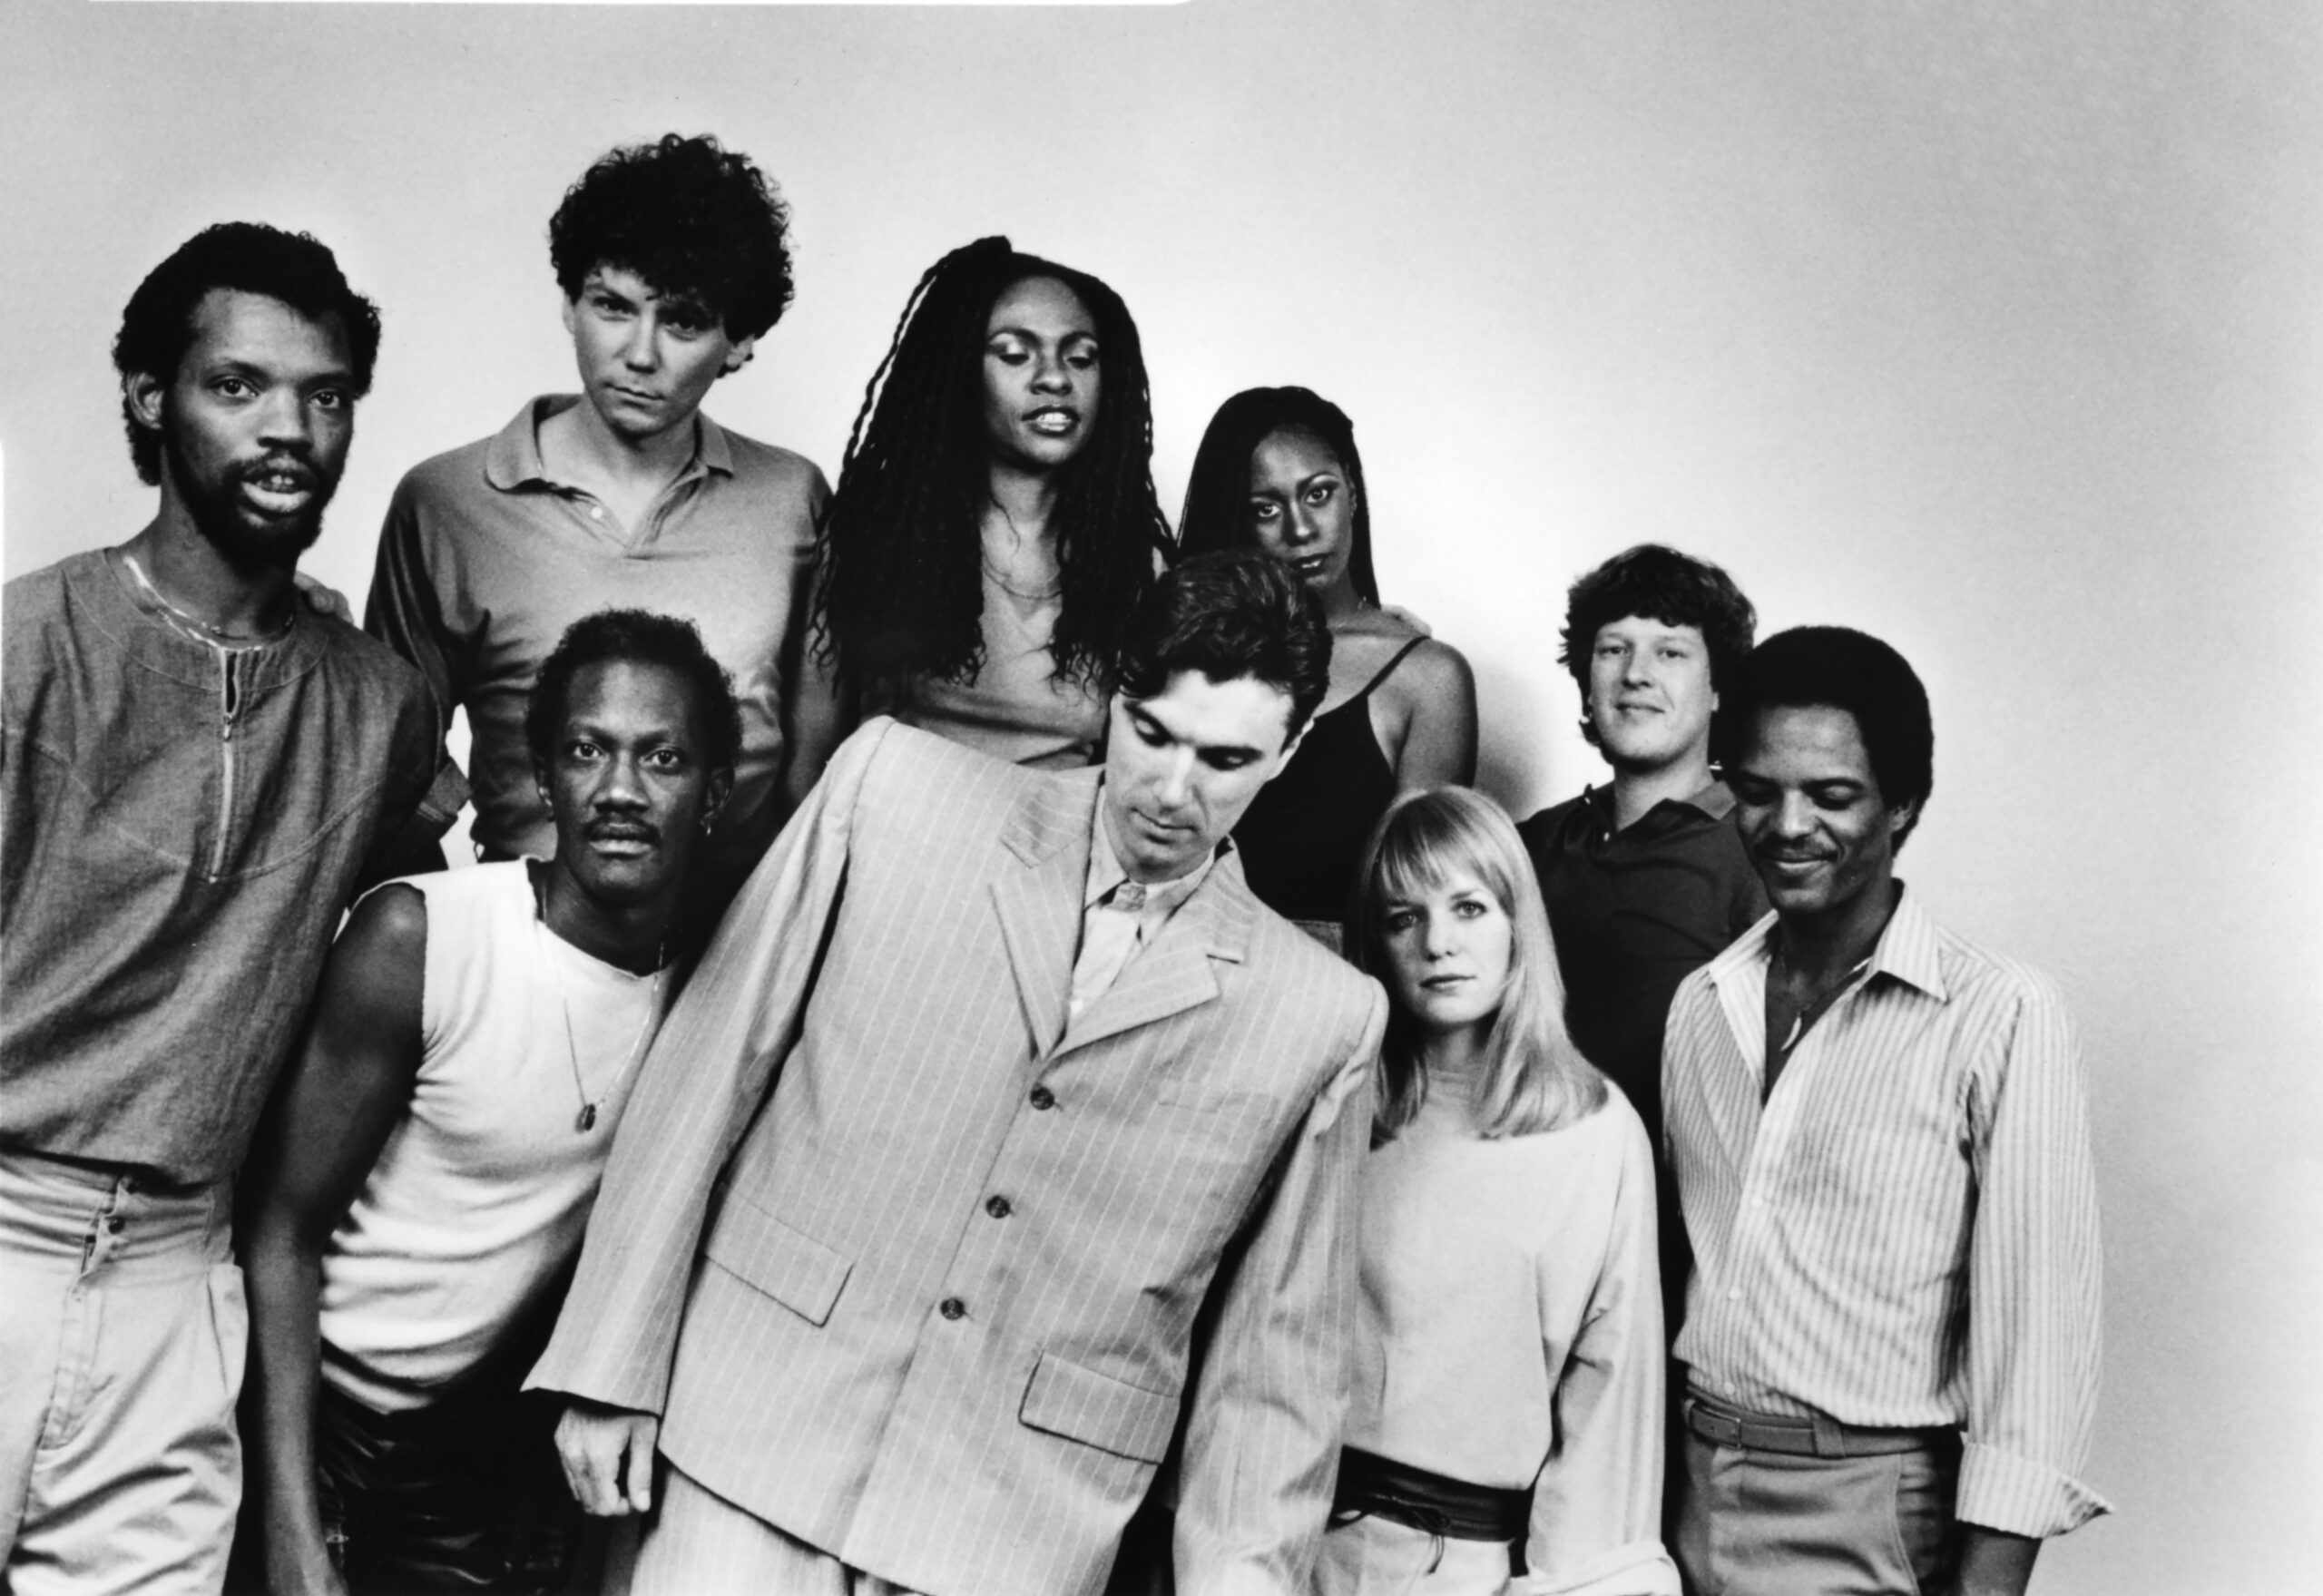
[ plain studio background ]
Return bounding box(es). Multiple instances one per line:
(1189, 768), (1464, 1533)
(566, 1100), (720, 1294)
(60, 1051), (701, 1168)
(3, 1), (2318, 1590)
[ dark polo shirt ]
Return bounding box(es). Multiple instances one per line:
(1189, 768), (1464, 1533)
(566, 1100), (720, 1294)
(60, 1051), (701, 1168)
(1517, 779), (1768, 1146)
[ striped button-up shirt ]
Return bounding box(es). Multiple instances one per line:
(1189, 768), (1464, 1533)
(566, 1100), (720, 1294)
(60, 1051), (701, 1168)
(1661, 888), (2110, 1538)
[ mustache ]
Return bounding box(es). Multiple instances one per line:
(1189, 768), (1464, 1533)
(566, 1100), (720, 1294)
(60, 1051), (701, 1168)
(583, 818), (660, 843)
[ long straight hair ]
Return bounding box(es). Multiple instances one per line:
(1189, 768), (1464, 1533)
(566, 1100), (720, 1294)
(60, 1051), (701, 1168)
(1175, 387), (1380, 607)
(1348, 787), (1607, 1141)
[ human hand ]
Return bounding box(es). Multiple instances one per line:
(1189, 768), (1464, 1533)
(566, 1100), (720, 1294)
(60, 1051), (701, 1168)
(292, 570), (355, 625)
(554, 1398), (661, 1516)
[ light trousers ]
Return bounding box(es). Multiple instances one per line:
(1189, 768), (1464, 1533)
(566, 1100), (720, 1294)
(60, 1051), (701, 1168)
(1671, 1426), (1958, 1596)
(621, 1461), (927, 1596)
(0, 1149), (245, 1596)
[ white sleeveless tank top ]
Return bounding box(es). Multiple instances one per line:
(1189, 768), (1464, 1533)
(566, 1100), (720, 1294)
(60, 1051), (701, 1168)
(317, 861), (664, 1412)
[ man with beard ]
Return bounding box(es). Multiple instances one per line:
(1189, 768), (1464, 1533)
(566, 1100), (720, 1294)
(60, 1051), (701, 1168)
(0, 222), (441, 1595)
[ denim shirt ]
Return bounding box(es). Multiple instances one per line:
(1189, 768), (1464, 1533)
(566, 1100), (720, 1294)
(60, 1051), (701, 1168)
(2, 549), (440, 1184)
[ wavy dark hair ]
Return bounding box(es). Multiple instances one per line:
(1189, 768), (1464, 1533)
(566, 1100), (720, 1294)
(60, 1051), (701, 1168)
(1115, 551), (1331, 743)
(1177, 387), (1379, 607)
(812, 237), (1170, 690)
(1557, 543), (1758, 760)
(525, 609), (744, 775)
(549, 133), (794, 342)
(113, 222), (382, 486)
(1729, 625), (1934, 849)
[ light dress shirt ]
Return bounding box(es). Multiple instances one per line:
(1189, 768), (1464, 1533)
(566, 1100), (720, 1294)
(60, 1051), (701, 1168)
(1662, 887), (2110, 1539)
(1067, 794), (1217, 1023)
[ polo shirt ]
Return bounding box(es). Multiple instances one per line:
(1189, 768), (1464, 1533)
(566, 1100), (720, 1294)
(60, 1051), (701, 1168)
(365, 397), (828, 884)
(1518, 780), (1767, 1144)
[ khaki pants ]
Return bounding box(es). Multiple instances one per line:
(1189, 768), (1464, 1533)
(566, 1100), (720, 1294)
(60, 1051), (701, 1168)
(0, 1150), (244, 1596)
(1673, 1424), (1958, 1596)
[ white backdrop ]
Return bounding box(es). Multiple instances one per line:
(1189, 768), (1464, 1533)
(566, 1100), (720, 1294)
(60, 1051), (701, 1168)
(5, 3), (2318, 1591)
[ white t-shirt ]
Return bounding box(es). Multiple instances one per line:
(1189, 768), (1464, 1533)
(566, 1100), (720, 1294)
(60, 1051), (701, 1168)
(318, 861), (664, 1412)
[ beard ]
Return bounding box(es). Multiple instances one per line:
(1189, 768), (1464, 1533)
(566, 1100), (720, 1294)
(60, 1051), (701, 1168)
(162, 410), (339, 570)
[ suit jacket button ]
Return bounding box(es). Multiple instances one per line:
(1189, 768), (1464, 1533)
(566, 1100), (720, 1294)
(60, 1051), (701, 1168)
(1029, 1085), (1055, 1111)
(939, 1297), (966, 1321)
(985, 1194), (1012, 1219)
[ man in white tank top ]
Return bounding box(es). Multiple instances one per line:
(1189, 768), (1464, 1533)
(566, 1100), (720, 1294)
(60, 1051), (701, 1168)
(236, 610), (740, 1595)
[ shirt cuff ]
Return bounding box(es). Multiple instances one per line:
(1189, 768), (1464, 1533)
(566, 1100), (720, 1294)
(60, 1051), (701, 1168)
(416, 757), (471, 830)
(1957, 1440), (2113, 1537)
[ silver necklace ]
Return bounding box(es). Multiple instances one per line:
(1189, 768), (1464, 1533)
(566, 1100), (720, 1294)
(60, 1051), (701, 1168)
(533, 887), (666, 1133)
(119, 552), (294, 646)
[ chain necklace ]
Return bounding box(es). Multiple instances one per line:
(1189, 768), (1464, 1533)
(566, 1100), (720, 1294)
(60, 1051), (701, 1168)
(532, 877), (666, 1133)
(118, 552), (295, 647)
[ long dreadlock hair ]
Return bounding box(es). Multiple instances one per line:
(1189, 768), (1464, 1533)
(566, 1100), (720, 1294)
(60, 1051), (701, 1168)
(812, 237), (1171, 690)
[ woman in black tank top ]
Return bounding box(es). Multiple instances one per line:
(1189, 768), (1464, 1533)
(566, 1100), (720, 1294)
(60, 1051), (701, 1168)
(1179, 387), (1478, 949)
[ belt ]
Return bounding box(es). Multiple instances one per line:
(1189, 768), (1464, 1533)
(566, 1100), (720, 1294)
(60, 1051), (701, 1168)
(1330, 1446), (1529, 1543)
(1682, 1394), (1955, 1460)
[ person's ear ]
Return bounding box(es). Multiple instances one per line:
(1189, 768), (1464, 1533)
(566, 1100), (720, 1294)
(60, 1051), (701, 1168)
(124, 369), (167, 435)
(720, 336), (758, 377)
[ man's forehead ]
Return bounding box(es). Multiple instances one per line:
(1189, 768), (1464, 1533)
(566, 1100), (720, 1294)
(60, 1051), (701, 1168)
(1599, 612), (1705, 641)
(582, 261), (710, 312)
(1740, 701), (1875, 772)
(170, 289), (353, 389)
(1121, 670), (1297, 750)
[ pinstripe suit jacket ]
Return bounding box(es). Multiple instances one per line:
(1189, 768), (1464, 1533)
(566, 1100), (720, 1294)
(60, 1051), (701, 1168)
(529, 719), (1387, 1596)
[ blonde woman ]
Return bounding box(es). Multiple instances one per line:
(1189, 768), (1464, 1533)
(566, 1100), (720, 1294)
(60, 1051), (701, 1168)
(1324, 788), (1678, 1596)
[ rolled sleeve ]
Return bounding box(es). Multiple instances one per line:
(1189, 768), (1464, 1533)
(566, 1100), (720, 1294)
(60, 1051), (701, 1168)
(1958, 973), (2112, 1536)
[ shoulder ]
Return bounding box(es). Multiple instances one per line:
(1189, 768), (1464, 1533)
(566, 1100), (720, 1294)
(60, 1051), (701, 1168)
(842, 717), (1056, 827)
(1384, 633), (1473, 702)
(390, 432), (498, 507)
(2, 554), (81, 640)
(341, 878), (431, 963)
(711, 425), (831, 501)
(1927, 915), (2075, 1033)
(1517, 790), (1588, 845)
(1237, 898), (1387, 1036)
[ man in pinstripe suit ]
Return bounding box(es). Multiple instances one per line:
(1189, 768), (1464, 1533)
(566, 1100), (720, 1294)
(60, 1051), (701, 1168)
(527, 553), (1387, 1596)
(1662, 628), (2107, 1596)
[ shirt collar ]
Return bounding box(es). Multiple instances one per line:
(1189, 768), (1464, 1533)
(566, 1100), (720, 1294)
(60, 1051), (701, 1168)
(482, 395), (731, 492)
(1706, 881), (1947, 1003)
(1083, 781), (1220, 916)
(1582, 774), (1737, 830)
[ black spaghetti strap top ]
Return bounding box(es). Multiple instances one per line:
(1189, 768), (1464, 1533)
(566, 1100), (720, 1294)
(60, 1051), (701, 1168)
(1232, 636), (1428, 927)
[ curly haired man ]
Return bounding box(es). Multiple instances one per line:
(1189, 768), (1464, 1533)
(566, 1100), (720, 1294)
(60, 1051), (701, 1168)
(366, 134), (838, 925)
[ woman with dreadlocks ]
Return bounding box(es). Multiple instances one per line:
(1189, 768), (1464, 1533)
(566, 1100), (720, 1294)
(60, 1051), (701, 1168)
(813, 237), (1171, 768)
(1178, 387), (1478, 950)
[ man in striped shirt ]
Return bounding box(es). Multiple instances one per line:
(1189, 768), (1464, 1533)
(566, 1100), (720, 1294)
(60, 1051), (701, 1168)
(1661, 627), (2107, 1596)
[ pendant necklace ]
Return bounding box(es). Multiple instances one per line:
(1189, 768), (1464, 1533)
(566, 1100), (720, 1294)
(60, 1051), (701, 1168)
(534, 877), (666, 1133)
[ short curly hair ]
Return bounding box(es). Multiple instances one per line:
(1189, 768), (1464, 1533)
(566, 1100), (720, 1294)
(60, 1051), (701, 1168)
(524, 609), (744, 775)
(1729, 626), (1935, 849)
(1557, 543), (1757, 757)
(549, 133), (794, 342)
(113, 222), (381, 487)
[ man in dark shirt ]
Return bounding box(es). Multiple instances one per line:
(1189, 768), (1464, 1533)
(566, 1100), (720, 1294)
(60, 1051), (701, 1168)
(1518, 543), (1765, 1147)
(0, 224), (440, 1593)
